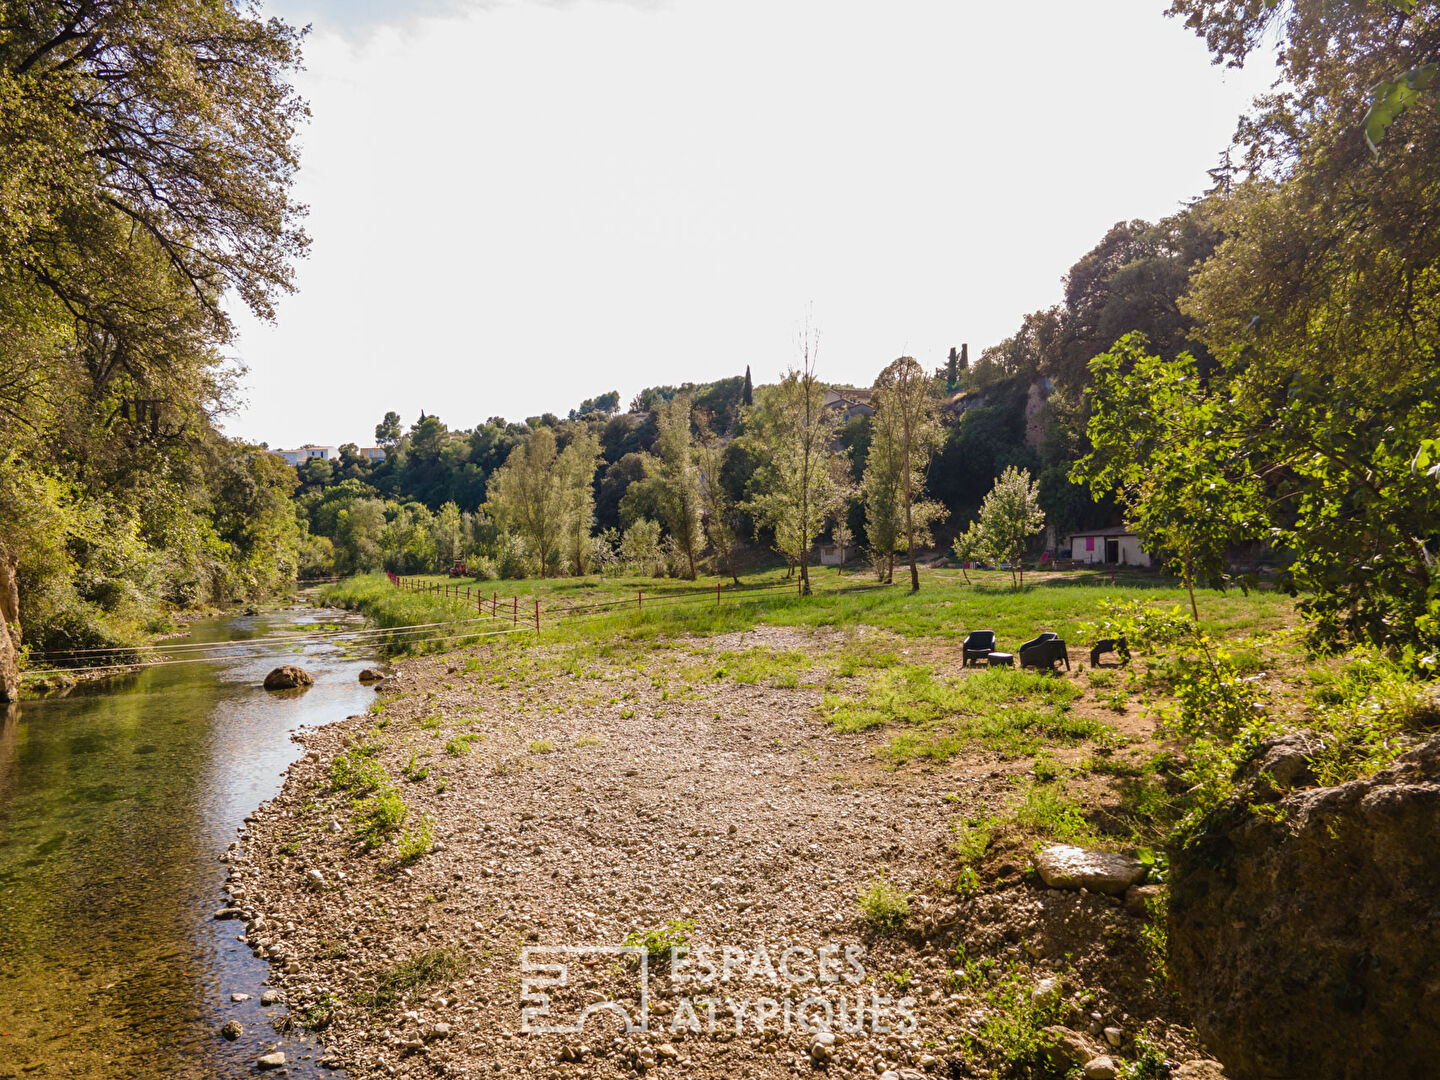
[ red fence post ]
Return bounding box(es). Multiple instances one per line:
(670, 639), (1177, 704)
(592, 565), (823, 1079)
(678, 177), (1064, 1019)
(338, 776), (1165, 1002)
(512, 596), (518, 626)
(716, 583), (721, 605)
(534, 597), (540, 633)
(637, 590), (643, 614)
(492, 592), (498, 617)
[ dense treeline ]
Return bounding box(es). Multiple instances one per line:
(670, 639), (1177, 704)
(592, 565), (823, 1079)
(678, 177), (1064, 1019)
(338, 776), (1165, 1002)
(0, 0), (309, 675)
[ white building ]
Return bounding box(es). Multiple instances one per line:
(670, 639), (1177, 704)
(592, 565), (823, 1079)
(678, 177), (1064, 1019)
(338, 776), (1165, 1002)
(1067, 527), (1152, 567)
(272, 444), (338, 466)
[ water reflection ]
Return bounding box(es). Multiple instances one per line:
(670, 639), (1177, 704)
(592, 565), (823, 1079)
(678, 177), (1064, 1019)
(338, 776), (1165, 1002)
(0, 608), (376, 1078)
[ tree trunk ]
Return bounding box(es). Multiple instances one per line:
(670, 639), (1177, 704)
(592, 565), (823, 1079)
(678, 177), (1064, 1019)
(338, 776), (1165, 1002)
(1186, 577), (1200, 623)
(0, 554), (20, 703)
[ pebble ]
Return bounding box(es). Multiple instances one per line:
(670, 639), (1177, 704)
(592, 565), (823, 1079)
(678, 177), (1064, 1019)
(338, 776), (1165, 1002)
(1084, 1054), (1119, 1080)
(230, 993), (250, 1002)
(257, 1051), (286, 1070)
(261, 990), (280, 1006)
(1103, 1026), (1123, 1047)
(220, 1019), (243, 1040)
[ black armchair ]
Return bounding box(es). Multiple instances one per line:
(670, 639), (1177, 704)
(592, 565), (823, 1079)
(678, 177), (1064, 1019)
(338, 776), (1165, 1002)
(1019, 632), (1070, 671)
(962, 630), (997, 667)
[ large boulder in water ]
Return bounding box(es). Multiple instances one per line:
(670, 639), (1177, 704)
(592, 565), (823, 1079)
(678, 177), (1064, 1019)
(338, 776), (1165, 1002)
(1169, 734), (1440, 1079)
(263, 665), (313, 691)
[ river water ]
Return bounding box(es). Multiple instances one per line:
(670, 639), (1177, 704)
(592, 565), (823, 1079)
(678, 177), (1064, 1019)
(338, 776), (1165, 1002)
(0, 607), (378, 1079)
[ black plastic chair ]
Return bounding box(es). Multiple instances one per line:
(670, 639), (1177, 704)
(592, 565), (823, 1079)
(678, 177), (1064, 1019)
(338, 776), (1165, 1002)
(962, 630), (997, 667)
(1019, 632), (1070, 671)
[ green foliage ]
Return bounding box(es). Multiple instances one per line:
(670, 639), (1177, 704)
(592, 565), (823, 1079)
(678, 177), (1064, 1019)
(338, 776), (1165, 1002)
(1013, 781), (1097, 845)
(951, 814), (996, 866)
(1076, 336), (1264, 619)
(947, 950), (1066, 1075)
(397, 813), (435, 864)
(968, 466), (1047, 588)
(354, 785), (407, 851)
(623, 919), (695, 965)
(856, 872), (910, 931)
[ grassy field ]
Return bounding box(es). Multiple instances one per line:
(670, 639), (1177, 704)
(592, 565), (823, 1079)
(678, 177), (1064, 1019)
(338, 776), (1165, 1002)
(324, 565), (1297, 653)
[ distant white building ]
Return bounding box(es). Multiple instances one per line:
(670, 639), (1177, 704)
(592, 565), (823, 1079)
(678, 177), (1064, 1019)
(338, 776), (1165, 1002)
(819, 541), (854, 566)
(272, 444), (338, 466)
(1067, 527), (1152, 567)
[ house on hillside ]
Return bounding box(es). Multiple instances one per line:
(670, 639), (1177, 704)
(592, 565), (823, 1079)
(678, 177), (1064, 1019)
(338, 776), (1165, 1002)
(818, 540), (854, 566)
(359, 446), (387, 462)
(272, 444), (337, 466)
(823, 388), (874, 421)
(1067, 526), (1151, 567)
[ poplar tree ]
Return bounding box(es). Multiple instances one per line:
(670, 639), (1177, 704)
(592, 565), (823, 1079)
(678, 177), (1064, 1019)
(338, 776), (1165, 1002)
(865, 356), (948, 591)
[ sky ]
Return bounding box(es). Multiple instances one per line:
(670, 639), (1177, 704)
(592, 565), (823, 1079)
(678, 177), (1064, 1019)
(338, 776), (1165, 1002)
(227, 0), (1277, 449)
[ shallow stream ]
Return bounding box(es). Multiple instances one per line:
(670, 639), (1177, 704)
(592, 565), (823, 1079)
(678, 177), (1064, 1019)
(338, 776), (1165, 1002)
(0, 607), (376, 1078)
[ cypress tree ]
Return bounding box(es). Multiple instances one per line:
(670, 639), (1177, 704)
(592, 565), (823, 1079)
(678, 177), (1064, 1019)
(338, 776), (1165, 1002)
(743, 365), (753, 406)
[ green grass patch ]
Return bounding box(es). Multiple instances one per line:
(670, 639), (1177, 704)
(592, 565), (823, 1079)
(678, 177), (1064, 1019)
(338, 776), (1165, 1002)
(820, 664), (1104, 762)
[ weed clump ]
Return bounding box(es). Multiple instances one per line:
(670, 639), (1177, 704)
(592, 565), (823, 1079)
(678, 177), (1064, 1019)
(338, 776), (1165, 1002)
(857, 872), (910, 931)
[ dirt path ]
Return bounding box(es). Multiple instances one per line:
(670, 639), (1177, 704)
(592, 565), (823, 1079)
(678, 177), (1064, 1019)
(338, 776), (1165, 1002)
(232, 630), (1206, 1078)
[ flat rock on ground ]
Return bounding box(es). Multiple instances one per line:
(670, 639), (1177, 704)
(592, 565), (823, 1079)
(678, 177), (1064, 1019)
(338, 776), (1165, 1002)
(1033, 844), (1145, 896)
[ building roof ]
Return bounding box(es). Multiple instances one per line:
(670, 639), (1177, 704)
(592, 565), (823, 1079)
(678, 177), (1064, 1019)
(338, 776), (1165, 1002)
(1067, 526), (1139, 538)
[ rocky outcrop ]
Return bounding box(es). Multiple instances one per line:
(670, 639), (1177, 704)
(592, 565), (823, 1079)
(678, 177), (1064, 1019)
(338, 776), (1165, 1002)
(263, 665), (313, 691)
(1170, 736), (1440, 1080)
(0, 554), (20, 702)
(358, 668), (385, 683)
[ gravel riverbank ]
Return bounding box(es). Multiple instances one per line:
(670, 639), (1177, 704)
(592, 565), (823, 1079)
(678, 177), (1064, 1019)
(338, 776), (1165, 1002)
(231, 627), (1217, 1078)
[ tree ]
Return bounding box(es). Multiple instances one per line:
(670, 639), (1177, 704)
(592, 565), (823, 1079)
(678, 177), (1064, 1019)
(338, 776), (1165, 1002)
(1074, 336), (1264, 621)
(974, 467), (1046, 588)
(431, 502), (468, 571)
(557, 431), (601, 574)
(486, 427), (566, 576)
(570, 391), (620, 420)
(632, 395), (703, 579)
(697, 431), (742, 585)
(375, 411), (403, 448)
(744, 330), (851, 595)
(867, 356), (948, 591)
(743, 365), (753, 407)
(1168, 0), (1440, 656)
(950, 525), (982, 585)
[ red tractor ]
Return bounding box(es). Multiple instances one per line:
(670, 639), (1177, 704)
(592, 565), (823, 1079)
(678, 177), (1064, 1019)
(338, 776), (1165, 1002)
(447, 562), (468, 578)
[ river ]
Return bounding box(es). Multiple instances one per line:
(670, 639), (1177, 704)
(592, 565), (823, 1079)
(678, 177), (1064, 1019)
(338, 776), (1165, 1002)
(0, 607), (378, 1079)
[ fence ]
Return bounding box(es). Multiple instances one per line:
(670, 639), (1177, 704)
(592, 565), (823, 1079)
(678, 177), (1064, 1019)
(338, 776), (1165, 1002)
(382, 571), (880, 635)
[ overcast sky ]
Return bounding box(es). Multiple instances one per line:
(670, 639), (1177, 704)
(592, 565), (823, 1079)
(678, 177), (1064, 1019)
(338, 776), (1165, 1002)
(227, 0), (1276, 449)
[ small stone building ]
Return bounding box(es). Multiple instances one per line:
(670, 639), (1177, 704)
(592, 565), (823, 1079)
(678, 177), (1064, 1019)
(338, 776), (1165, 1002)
(1067, 527), (1151, 567)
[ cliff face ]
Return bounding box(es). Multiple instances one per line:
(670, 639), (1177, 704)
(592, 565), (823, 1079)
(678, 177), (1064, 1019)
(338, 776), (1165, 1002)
(0, 555), (19, 702)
